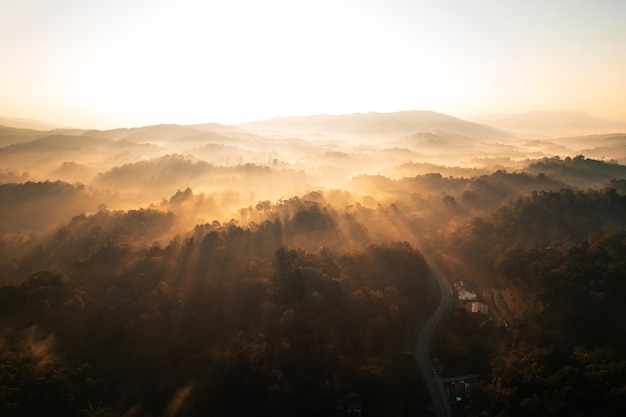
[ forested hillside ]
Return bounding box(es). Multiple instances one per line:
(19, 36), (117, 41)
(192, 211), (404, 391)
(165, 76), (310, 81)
(443, 189), (626, 416)
(0, 201), (435, 417)
(1, 118), (626, 416)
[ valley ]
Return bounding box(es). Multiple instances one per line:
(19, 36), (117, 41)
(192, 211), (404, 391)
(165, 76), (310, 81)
(1, 110), (626, 416)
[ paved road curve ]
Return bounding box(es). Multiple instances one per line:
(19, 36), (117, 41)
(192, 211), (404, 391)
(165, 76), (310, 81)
(415, 255), (454, 417)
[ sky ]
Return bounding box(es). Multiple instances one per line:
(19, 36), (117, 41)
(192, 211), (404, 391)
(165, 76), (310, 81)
(1, 0), (626, 129)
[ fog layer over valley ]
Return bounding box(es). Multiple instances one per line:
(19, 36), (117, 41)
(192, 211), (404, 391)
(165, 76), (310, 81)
(2, 110), (625, 233)
(2, 110), (626, 417)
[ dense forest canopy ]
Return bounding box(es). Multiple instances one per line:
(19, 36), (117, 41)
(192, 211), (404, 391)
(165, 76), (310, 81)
(1, 116), (626, 416)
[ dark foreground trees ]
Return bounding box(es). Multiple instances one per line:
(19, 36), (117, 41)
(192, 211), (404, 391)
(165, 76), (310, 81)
(447, 189), (626, 417)
(0, 205), (434, 417)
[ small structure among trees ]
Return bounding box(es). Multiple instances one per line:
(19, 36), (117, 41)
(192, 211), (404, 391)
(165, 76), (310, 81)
(465, 301), (488, 315)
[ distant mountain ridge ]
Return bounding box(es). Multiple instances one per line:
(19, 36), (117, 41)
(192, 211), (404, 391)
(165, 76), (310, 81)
(238, 110), (512, 140)
(470, 111), (626, 138)
(3, 110), (626, 141)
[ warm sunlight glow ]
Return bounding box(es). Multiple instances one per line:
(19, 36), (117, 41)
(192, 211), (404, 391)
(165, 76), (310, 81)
(2, 6), (626, 417)
(1, 0), (626, 128)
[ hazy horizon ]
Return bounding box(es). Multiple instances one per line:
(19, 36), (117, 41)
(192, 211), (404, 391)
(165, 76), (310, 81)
(3, 108), (626, 135)
(2, 0), (626, 130)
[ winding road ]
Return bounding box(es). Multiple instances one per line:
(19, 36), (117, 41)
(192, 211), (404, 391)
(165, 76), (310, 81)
(415, 255), (454, 417)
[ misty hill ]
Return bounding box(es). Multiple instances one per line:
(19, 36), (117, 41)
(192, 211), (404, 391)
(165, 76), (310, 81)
(0, 126), (45, 147)
(239, 110), (512, 140)
(0, 181), (109, 233)
(0, 125), (85, 147)
(470, 111), (626, 138)
(525, 155), (626, 188)
(86, 123), (249, 144)
(0, 122), (248, 151)
(93, 154), (309, 207)
(94, 154), (217, 188)
(0, 132), (163, 180)
(348, 169), (568, 215)
(0, 169), (36, 184)
(0, 133), (110, 178)
(515, 133), (626, 166)
(399, 130), (477, 152)
(11, 133), (112, 150)
(87, 124), (203, 143)
(50, 162), (98, 182)
(0, 116), (70, 131)
(557, 133), (626, 163)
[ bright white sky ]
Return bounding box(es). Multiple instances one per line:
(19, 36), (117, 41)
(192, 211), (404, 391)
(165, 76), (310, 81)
(1, 0), (625, 129)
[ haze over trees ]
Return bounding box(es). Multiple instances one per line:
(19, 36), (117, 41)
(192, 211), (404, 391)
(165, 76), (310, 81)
(1, 110), (626, 416)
